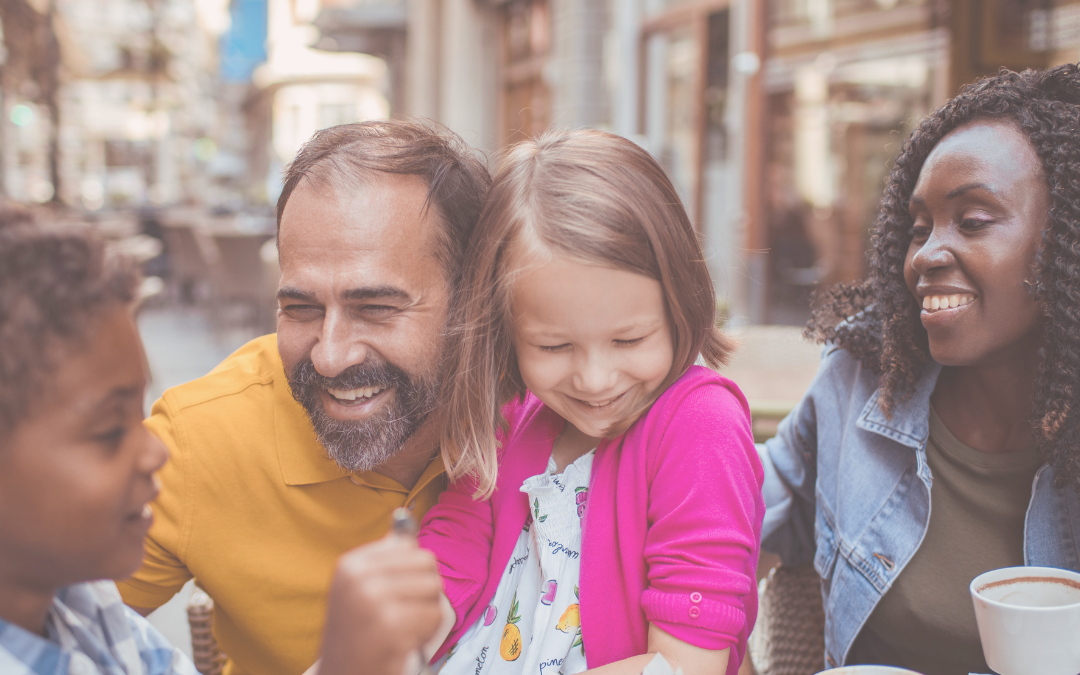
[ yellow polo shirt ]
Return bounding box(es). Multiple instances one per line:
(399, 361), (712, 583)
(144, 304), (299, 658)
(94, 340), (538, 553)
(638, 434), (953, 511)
(117, 334), (446, 675)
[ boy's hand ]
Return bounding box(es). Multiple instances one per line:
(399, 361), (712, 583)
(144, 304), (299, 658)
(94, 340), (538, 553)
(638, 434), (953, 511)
(318, 534), (443, 675)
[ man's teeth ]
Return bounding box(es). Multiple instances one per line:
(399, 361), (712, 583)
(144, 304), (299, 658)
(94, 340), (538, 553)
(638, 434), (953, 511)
(922, 294), (975, 311)
(328, 386), (384, 401)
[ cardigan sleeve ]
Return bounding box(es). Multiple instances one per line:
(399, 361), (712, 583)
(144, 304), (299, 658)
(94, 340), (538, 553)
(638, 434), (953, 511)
(417, 469), (494, 637)
(639, 378), (764, 650)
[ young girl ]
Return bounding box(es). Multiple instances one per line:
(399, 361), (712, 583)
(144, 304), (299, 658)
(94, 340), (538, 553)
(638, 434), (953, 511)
(417, 129), (764, 675)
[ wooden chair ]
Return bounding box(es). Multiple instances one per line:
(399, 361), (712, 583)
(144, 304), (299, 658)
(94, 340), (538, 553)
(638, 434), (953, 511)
(747, 564), (826, 675)
(186, 586), (226, 675)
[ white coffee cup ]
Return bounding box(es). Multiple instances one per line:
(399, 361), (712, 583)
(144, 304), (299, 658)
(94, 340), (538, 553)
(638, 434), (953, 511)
(970, 565), (1080, 675)
(814, 667), (922, 675)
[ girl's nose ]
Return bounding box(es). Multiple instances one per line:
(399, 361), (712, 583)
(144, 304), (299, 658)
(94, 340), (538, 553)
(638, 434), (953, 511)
(572, 352), (617, 394)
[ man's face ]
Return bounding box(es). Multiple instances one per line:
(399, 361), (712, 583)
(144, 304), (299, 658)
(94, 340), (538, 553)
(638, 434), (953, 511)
(0, 307), (168, 589)
(276, 174), (449, 473)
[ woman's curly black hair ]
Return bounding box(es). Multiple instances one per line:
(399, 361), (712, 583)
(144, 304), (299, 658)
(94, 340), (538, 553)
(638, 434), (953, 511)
(806, 64), (1080, 488)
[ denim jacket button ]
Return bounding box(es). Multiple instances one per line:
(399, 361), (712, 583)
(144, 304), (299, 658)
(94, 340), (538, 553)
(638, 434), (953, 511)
(690, 591), (702, 603)
(688, 606), (701, 619)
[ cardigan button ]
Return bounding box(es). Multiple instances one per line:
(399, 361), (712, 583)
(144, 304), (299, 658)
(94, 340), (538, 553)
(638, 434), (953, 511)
(690, 591), (702, 603)
(688, 606), (701, 619)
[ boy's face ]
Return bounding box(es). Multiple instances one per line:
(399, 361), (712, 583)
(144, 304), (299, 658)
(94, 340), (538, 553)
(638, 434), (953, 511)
(0, 306), (168, 588)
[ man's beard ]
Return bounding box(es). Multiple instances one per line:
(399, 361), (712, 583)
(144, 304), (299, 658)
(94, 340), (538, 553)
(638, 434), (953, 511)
(286, 357), (440, 473)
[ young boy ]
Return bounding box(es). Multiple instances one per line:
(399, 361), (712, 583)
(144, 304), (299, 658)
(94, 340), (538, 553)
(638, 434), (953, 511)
(0, 225), (443, 675)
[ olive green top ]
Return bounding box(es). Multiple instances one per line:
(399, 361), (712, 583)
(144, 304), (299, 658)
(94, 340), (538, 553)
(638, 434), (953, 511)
(849, 406), (1044, 675)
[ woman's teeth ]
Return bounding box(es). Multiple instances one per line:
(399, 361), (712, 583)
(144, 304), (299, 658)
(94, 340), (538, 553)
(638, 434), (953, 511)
(922, 294), (975, 312)
(328, 386), (383, 401)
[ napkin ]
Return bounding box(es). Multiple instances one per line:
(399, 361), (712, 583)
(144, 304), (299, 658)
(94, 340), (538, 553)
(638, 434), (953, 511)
(641, 654), (685, 675)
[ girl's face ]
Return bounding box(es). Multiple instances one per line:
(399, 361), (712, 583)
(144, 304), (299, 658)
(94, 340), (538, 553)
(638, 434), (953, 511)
(511, 255), (674, 439)
(903, 120), (1049, 367)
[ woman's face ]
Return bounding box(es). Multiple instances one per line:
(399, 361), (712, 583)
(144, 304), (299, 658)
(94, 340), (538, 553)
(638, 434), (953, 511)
(903, 119), (1049, 367)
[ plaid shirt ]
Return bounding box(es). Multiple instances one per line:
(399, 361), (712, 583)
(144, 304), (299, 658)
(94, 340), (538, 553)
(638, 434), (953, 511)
(0, 580), (197, 675)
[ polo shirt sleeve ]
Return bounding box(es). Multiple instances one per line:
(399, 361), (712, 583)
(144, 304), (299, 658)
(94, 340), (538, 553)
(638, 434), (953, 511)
(117, 394), (194, 610)
(640, 378), (763, 651)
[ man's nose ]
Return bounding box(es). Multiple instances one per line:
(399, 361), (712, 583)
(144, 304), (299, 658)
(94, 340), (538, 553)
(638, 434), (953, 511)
(572, 351), (617, 394)
(309, 309), (368, 378)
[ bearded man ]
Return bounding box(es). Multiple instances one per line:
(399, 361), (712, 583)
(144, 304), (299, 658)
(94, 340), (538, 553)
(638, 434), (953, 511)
(118, 119), (490, 675)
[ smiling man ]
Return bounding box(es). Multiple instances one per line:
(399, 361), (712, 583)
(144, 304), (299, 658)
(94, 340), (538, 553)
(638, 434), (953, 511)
(116, 119), (490, 675)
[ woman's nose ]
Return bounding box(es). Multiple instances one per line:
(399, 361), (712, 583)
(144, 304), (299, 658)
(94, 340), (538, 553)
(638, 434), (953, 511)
(911, 227), (955, 275)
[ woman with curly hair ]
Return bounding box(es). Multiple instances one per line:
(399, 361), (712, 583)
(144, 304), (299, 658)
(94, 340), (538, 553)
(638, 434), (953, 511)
(759, 64), (1080, 673)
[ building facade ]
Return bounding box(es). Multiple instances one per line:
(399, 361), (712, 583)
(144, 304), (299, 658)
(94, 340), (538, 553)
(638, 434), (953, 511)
(309, 0), (1079, 324)
(0, 0), (235, 210)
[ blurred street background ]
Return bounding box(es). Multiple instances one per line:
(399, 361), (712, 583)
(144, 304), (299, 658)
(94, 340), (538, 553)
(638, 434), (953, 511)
(3, 0), (1080, 654)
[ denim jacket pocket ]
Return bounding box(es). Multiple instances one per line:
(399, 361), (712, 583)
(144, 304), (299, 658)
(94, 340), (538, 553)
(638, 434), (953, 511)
(813, 493), (839, 585)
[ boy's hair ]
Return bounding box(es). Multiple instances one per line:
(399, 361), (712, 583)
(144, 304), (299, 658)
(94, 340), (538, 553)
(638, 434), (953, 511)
(0, 225), (140, 438)
(440, 128), (735, 497)
(277, 117), (492, 296)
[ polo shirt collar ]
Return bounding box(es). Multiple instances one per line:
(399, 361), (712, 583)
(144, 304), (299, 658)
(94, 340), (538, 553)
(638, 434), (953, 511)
(351, 453), (447, 496)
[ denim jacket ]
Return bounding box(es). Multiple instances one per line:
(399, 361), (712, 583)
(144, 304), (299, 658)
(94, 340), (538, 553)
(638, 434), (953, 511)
(758, 345), (1080, 669)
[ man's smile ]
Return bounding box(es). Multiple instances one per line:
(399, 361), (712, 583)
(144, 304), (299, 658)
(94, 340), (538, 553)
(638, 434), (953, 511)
(321, 386), (392, 413)
(328, 386), (385, 402)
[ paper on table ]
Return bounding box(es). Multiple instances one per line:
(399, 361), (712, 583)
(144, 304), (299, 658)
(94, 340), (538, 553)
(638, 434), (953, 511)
(641, 654), (685, 675)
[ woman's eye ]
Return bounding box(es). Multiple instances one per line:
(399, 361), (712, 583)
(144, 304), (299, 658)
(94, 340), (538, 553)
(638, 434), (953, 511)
(614, 337), (645, 347)
(909, 225), (930, 241)
(960, 218), (992, 231)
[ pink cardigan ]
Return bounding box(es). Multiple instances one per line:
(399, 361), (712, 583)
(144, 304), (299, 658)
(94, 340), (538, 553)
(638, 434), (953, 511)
(418, 366), (764, 674)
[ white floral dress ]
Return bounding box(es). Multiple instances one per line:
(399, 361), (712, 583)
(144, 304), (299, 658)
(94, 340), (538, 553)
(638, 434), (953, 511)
(438, 450), (594, 675)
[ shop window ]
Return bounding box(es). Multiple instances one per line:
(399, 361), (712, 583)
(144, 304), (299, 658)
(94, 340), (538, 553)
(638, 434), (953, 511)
(765, 55), (936, 324)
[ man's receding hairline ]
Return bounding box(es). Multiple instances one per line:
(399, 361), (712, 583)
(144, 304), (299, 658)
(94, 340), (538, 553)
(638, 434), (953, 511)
(285, 164), (442, 221)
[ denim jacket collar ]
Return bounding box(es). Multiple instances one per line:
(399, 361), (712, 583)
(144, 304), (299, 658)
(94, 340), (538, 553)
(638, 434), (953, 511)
(857, 360), (943, 450)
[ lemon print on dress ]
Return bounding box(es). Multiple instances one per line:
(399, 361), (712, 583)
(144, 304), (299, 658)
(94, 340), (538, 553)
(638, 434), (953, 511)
(500, 592), (523, 661)
(557, 585), (581, 633)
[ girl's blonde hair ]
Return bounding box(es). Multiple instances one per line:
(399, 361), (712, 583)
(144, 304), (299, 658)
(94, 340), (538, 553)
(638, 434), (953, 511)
(440, 128), (735, 498)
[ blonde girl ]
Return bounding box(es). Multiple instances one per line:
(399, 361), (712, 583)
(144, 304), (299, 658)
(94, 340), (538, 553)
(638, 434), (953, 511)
(418, 129), (763, 675)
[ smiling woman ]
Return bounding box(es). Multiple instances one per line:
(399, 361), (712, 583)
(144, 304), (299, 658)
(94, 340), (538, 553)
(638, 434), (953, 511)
(807, 64), (1080, 485)
(761, 64), (1080, 674)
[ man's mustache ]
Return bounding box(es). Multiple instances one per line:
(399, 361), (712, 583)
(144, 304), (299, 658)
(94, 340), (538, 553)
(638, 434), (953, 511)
(289, 358), (412, 393)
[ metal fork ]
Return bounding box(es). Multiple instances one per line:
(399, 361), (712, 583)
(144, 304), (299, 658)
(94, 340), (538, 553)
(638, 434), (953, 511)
(391, 508), (437, 675)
